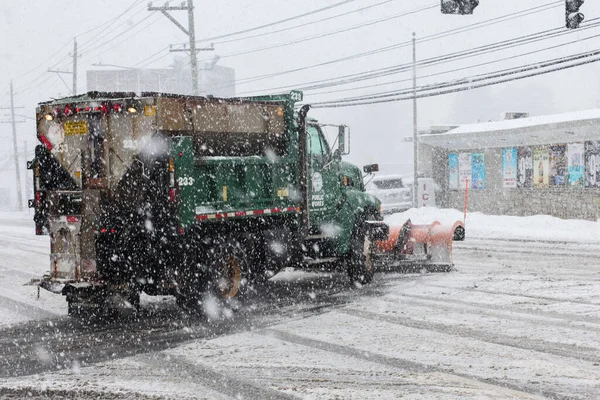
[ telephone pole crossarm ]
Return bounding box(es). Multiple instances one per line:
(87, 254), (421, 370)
(148, 5), (188, 11)
(169, 44), (214, 53)
(47, 38), (79, 95)
(158, 10), (189, 35)
(47, 69), (72, 74)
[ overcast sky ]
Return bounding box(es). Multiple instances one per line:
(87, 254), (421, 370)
(1, 0), (600, 198)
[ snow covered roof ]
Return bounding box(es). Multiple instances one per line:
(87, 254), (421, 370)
(419, 108), (600, 150)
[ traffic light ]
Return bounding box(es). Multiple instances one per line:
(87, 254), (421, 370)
(441, 0), (479, 15)
(565, 0), (584, 29)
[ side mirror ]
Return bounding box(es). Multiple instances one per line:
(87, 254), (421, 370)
(363, 164), (379, 174)
(337, 125), (350, 155)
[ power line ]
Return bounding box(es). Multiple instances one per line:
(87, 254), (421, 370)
(136, 0), (560, 80)
(328, 45), (600, 103)
(10, 2), (146, 97)
(78, 13), (161, 64)
(310, 23), (600, 97)
(193, 4), (438, 64)
(133, 47), (172, 69)
(213, 1), (563, 92)
(193, 0), (357, 44)
(14, 11), (162, 100)
(76, 0), (146, 53)
(235, 3), (575, 96)
(304, 18), (600, 95)
(418, 1), (561, 45)
(208, 0), (398, 46)
(309, 49), (600, 108)
(170, 3), (437, 72)
(142, 1), (408, 69)
(312, 23), (600, 99)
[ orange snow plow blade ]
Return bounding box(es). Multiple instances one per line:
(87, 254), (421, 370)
(375, 219), (464, 272)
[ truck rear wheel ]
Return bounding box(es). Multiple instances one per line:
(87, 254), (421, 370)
(215, 254), (243, 298)
(347, 225), (375, 285)
(210, 239), (247, 299)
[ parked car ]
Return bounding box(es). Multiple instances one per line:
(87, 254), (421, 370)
(366, 174), (412, 214)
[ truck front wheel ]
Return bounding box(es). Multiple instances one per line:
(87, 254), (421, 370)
(347, 225), (375, 285)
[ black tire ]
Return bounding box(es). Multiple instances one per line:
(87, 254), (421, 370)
(453, 225), (465, 241)
(175, 233), (210, 311)
(347, 223), (375, 285)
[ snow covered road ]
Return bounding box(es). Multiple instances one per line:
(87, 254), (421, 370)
(1, 212), (600, 399)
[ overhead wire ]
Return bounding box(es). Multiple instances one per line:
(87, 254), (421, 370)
(224, 1), (564, 93)
(309, 49), (600, 107)
(76, 0), (146, 53)
(308, 20), (600, 97)
(78, 13), (162, 64)
(188, 3), (438, 64)
(16, 11), (163, 99)
(328, 46), (600, 103)
(208, 0), (398, 46)
(303, 18), (600, 95)
(146, 0), (418, 70)
(192, 0), (358, 44)
(12, 1), (147, 97)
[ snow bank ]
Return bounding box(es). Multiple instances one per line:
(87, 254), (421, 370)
(385, 208), (600, 244)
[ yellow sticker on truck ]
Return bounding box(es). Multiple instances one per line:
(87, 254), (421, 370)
(64, 121), (88, 136)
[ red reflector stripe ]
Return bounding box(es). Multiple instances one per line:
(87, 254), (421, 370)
(253, 209), (265, 215)
(39, 135), (53, 151)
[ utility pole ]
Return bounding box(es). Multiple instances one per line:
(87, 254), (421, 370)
(412, 32), (418, 208)
(187, 0), (198, 95)
(0, 81), (25, 211)
(48, 38), (79, 95)
(149, 1), (214, 95)
(72, 38), (78, 95)
(23, 140), (32, 209)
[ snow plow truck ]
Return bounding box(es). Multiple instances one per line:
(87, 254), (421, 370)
(28, 90), (460, 316)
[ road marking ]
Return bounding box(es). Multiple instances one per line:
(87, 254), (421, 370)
(138, 353), (301, 400)
(339, 307), (600, 364)
(261, 328), (552, 400)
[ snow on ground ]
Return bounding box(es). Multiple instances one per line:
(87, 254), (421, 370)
(0, 212), (65, 327)
(386, 207), (600, 244)
(2, 211), (600, 398)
